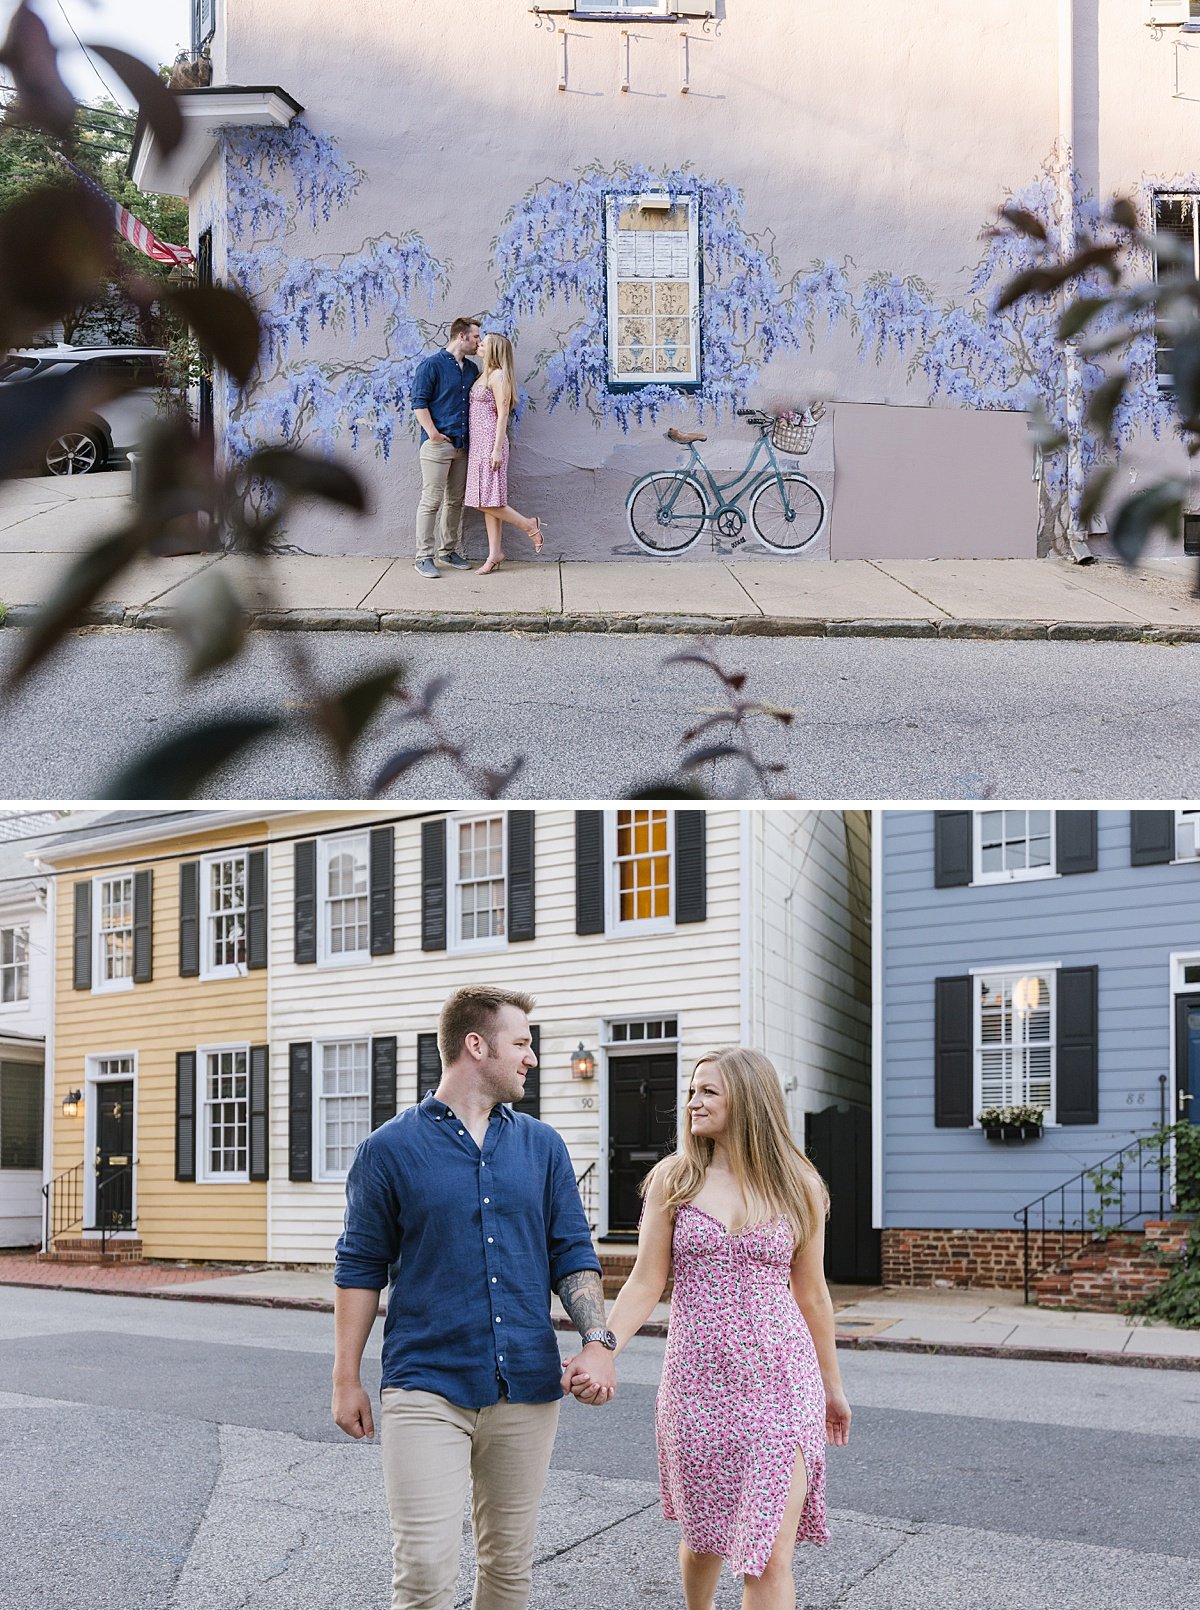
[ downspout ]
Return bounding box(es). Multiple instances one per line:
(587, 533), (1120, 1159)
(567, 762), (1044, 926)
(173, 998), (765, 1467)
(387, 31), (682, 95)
(1059, 0), (1093, 561)
(38, 864), (56, 1254)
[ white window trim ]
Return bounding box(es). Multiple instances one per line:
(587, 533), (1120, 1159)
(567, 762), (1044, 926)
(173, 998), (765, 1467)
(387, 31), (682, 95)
(199, 848), (249, 982)
(196, 1041), (251, 1185)
(317, 832), (371, 968)
(601, 1013), (681, 1049)
(1152, 192), (1200, 391)
(312, 1035), (371, 1184)
(971, 809), (1059, 886)
(0, 920), (30, 1012)
(91, 872), (135, 995)
(1171, 807), (1200, 864)
(448, 811), (509, 956)
(577, 1), (672, 15)
(969, 962), (1060, 1127)
(604, 191), (701, 388)
(604, 810), (676, 938)
(83, 1050), (138, 1234)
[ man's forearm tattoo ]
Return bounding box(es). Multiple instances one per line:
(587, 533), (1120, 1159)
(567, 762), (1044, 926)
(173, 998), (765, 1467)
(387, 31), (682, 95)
(556, 1269), (607, 1339)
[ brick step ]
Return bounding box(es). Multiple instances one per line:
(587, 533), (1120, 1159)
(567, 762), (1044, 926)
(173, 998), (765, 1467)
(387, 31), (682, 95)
(598, 1246), (672, 1302)
(1031, 1228), (1174, 1313)
(40, 1237), (144, 1266)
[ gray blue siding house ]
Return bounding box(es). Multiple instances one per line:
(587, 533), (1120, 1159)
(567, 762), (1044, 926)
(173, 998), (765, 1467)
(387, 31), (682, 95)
(877, 808), (1198, 1289)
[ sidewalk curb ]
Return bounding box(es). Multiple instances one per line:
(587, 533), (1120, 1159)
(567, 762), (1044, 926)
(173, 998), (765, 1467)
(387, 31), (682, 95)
(4, 1275), (1196, 1368)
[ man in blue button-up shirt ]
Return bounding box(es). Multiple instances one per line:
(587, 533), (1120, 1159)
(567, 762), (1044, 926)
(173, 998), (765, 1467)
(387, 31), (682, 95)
(332, 985), (608, 1610)
(410, 317), (481, 579)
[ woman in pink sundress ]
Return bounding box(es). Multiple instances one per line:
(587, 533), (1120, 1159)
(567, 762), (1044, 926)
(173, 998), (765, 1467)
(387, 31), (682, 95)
(562, 1047), (851, 1610)
(463, 332), (544, 574)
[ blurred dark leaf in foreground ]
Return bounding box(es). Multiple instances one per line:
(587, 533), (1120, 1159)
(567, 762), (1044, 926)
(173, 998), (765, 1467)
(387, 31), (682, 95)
(104, 717), (282, 800)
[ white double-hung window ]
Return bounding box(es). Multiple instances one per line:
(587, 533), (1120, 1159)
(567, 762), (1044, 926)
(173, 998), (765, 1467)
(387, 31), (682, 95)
(319, 834), (370, 963)
(200, 1045), (249, 1181)
(94, 875), (134, 991)
(201, 852), (247, 977)
(451, 814), (507, 952)
(0, 925), (29, 1005)
(973, 810), (1055, 884)
(974, 968), (1056, 1120)
(1175, 808), (1200, 861)
(607, 808), (674, 933)
(317, 1039), (370, 1179)
(1153, 193), (1200, 388)
(605, 192), (700, 387)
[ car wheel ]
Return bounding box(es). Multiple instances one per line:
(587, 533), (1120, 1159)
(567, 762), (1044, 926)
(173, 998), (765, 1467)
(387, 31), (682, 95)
(45, 429), (104, 476)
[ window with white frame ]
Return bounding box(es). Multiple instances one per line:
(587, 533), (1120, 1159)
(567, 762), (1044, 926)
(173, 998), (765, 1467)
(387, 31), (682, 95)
(1175, 808), (1200, 860)
(1153, 194), (1200, 388)
(452, 815), (507, 951)
(94, 875), (134, 989)
(974, 809), (1055, 883)
(975, 969), (1055, 1117)
(201, 1047), (248, 1180)
(317, 1039), (370, 1178)
(605, 192), (700, 387)
(577, 1), (672, 13)
(610, 809), (673, 931)
(0, 924), (29, 1005)
(608, 1016), (678, 1043)
(319, 835), (370, 963)
(0, 1059), (42, 1169)
(202, 852), (247, 977)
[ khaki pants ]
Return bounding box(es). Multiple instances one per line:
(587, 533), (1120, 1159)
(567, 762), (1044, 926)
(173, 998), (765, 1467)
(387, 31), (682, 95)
(415, 439), (468, 560)
(380, 1388), (560, 1610)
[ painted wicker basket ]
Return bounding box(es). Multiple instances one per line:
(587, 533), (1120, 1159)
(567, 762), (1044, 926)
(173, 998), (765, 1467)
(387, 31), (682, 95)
(771, 417), (817, 456)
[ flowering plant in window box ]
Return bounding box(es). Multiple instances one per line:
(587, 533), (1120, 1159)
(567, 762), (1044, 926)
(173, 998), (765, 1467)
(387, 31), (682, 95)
(978, 1105), (1045, 1142)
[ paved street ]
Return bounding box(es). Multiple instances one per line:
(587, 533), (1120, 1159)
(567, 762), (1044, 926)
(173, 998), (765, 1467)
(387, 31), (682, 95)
(1, 1287), (1197, 1609)
(0, 625), (1196, 799)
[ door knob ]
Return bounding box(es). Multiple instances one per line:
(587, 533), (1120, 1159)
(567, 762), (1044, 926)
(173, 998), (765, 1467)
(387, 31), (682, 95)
(1181, 1091), (1195, 1114)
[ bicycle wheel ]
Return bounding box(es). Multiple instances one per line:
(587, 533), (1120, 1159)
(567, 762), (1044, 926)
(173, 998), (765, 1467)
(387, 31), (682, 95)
(627, 471), (708, 556)
(749, 473), (826, 552)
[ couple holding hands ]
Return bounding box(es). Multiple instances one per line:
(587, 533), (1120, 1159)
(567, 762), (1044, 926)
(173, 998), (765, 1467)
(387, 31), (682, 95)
(333, 985), (850, 1610)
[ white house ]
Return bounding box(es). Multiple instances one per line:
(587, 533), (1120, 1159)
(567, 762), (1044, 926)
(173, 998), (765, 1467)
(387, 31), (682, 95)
(264, 806), (872, 1266)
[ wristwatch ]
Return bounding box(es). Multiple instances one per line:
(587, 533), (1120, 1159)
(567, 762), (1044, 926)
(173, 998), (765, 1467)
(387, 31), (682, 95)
(582, 1327), (617, 1351)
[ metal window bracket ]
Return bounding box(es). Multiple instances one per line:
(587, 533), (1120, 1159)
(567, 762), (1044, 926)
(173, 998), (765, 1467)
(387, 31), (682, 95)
(620, 29), (631, 92)
(680, 30), (690, 93)
(559, 25), (568, 90)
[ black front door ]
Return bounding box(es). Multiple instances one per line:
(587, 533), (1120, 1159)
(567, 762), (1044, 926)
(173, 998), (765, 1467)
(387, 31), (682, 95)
(607, 1052), (677, 1234)
(1175, 995), (1200, 1126)
(95, 1081), (134, 1230)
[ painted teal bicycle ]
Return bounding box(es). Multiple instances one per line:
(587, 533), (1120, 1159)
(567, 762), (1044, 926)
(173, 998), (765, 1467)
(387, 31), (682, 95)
(626, 407), (827, 557)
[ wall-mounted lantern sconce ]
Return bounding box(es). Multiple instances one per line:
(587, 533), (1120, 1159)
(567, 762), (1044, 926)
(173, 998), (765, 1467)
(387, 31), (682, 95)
(571, 1044), (596, 1081)
(62, 1089), (83, 1119)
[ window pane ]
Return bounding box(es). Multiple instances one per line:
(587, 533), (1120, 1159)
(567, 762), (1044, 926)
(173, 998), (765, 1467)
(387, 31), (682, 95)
(0, 1061), (42, 1168)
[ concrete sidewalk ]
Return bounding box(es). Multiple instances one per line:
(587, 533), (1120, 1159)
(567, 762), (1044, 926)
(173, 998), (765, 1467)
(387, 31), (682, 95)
(4, 1253), (1198, 1369)
(4, 472), (1200, 641)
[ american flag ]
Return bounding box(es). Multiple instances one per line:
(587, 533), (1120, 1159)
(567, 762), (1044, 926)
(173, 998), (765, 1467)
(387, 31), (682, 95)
(59, 154), (195, 268)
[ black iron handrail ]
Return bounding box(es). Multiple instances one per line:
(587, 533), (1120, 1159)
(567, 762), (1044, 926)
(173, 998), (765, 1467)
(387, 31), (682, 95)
(1014, 1127), (1172, 1304)
(94, 1165), (136, 1254)
(41, 1161), (84, 1252)
(576, 1161), (597, 1231)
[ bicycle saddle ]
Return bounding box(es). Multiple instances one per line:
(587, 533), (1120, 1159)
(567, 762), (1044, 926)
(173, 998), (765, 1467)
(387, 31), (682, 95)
(666, 428), (707, 444)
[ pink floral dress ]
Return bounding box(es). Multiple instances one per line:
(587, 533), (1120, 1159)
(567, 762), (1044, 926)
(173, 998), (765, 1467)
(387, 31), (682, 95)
(656, 1202), (830, 1575)
(464, 382), (508, 510)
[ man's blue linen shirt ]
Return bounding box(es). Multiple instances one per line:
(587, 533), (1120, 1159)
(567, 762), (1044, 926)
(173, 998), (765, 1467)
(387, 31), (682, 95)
(410, 350), (478, 448)
(334, 1094), (601, 1408)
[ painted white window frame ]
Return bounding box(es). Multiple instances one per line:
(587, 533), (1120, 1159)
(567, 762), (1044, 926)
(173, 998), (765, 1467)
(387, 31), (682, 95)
(197, 1041), (251, 1184)
(448, 811), (509, 955)
(1172, 807), (1200, 862)
(970, 962), (1060, 1125)
(1168, 951), (1200, 1136)
(200, 849), (248, 980)
(1153, 191), (1200, 389)
(92, 873), (135, 994)
(317, 832), (371, 967)
(972, 809), (1058, 885)
(0, 922), (30, 1008)
(604, 191), (701, 388)
(604, 809), (676, 937)
(603, 1014), (680, 1046)
(83, 1051), (138, 1234)
(312, 1036), (371, 1182)
(577, 1), (671, 14)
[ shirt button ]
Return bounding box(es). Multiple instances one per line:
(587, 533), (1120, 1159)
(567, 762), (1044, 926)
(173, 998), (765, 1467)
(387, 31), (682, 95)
(491, 1277), (497, 1284)
(457, 1129), (464, 1136)
(483, 1197), (490, 1204)
(498, 1355), (504, 1362)
(487, 1237), (494, 1243)
(495, 1316), (502, 1323)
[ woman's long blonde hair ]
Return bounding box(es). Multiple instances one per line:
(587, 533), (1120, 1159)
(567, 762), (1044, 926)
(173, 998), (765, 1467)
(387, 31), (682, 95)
(478, 332), (517, 410)
(647, 1047), (828, 1251)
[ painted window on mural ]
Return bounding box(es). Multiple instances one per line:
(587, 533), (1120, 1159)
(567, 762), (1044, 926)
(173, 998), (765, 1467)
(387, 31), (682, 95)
(0, 925), (29, 1005)
(973, 810), (1055, 884)
(577, 1), (672, 13)
(605, 194), (700, 387)
(610, 808), (673, 930)
(202, 1046), (249, 1180)
(1153, 194), (1200, 388)
(974, 970), (1055, 1119)
(318, 1039), (370, 1178)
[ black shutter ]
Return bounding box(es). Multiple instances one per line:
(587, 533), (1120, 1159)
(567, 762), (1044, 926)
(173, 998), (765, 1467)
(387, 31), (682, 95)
(288, 1042), (312, 1182)
(132, 870), (153, 983)
(294, 840), (317, 964)
(934, 975), (973, 1127)
(72, 881), (91, 990)
(248, 1044), (269, 1181)
(421, 820), (447, 951)
(179, 862), (200, 977)
(175, 1051), (196, 1182)
(513, 1024), (541, 1118)
(1057, 965), (1099, 1125)
(508, 811), (536, 943)
(575, 811), (605, 935)
(417, 1032), (442, 1099)
(371, 1036), (398, 1131)
(675, 811), (707, 924)
(370, 827), (395, 956)
(1056, 811), (1097, 876)
(1130, 811), (1174, 867)
(246, 850), (268, 969)
(934, 812), (973, 888)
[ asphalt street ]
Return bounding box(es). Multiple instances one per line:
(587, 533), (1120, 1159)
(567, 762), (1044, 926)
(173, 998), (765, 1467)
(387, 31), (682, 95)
(1, 1288), (1197, 1609)
(0, 628), (1196, 799)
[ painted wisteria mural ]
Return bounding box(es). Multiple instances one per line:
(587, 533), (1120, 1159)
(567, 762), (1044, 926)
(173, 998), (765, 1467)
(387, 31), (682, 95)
(220, 121), (448, 473)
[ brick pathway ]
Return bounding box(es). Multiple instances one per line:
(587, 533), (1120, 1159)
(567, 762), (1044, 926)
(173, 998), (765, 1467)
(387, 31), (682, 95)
(0, 1254), (247, 1293)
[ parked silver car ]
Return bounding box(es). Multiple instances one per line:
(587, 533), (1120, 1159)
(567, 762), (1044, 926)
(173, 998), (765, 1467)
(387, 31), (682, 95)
(0, 344), (166, 475)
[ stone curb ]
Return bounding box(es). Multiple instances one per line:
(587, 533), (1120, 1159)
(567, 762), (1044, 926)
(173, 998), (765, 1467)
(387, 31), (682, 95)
(2, 607), (1195, 642)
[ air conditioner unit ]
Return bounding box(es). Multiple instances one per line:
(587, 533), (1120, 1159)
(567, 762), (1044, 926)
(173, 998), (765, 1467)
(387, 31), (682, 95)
(1148, 1), (1200, 28)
